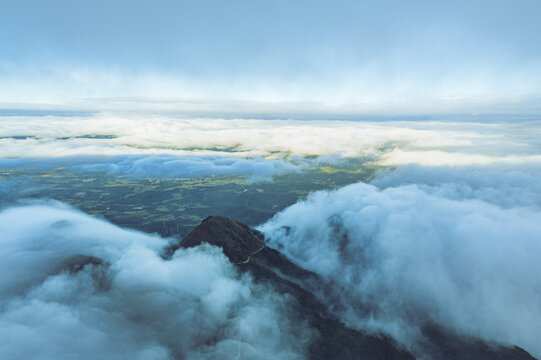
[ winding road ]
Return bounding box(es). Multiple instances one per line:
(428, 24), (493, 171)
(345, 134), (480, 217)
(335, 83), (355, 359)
(235, 245), (266, 264)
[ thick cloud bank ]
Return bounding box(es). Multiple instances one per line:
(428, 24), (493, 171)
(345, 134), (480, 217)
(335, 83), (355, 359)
(2, 115), (540, 167)
(259, 181), (541, 357)
(0, 203), (309, 360)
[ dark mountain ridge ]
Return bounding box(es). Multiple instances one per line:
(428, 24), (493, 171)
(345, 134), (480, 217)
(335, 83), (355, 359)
(174, 215), (536, 360)
(61, 215), (535, 359)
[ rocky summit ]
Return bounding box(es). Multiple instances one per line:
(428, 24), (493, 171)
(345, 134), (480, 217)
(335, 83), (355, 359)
(175, 215), (536, 360)
(179, 215), (266, 263)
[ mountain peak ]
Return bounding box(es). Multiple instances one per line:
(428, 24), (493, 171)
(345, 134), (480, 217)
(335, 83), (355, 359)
(175, 216), (535, 360)
(180, 215), (265, 263)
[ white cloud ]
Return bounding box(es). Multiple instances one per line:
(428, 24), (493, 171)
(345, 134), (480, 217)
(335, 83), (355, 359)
(259, 180), (541, 357)
(77, 155), (303, 183)
(2, 115), (541, 169)
(372, 163), (541, 209)
(0, 202), (310, 360)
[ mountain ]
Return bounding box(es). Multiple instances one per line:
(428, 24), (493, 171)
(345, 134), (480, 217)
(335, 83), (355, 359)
(175, 215), (536, 360)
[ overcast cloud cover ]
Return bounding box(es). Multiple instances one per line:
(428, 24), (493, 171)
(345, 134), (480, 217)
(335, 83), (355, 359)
(1, 0), (540, 114)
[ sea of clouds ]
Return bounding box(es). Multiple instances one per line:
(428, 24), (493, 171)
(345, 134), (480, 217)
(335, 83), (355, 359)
(259, 164), (541, 357)
(1, 114), (541, 181)
(2, 114), (541, 358)
(0, 202), (311, 360)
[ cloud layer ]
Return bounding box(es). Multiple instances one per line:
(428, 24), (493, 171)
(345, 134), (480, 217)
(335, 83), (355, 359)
(259, 178), (541, 357)
(0, 202), (310, 360)
(2, 115), (540, 169)
(0, 155), (303, 183)
(2, 112), (541, 357)
(372, 163), (541, 209)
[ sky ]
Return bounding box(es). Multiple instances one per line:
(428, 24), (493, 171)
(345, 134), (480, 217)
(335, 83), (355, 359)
(1, 0), (541, 115)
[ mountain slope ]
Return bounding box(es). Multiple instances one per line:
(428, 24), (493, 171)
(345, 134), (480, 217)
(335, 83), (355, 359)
(176, 215), (536, 360)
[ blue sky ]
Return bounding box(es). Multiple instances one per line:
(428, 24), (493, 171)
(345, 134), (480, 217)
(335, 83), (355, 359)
(1, 0), (540, 114)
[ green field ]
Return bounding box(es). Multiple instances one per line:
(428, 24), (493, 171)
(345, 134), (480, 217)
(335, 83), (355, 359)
(0, 158), (379, 238)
